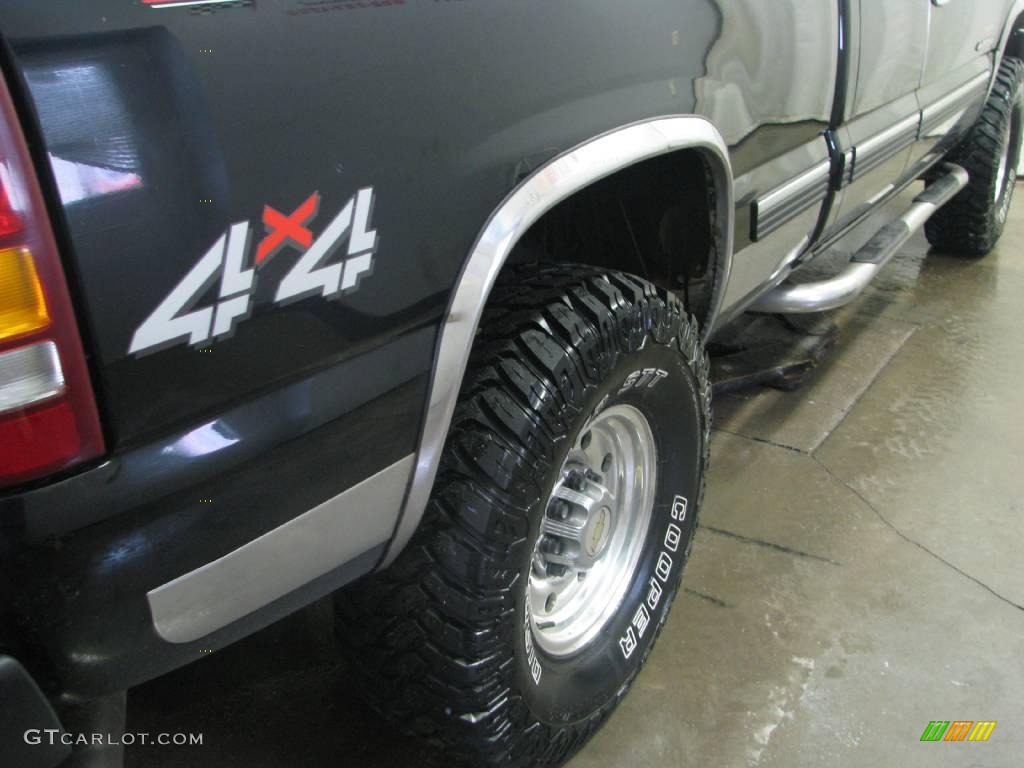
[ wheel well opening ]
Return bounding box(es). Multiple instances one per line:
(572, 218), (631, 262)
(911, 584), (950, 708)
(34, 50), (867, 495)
(1007, 12), (1024, 61)
(506, 149), (717, 325)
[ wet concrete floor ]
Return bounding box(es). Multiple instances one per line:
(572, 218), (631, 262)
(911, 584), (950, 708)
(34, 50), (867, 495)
(127, 188), (1024, 767)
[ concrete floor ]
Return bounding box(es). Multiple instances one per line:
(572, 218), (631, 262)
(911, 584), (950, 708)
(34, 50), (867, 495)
(126, 189), (1024, 767)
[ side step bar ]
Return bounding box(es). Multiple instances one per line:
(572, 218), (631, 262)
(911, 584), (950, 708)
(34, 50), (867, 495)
(752, 163), (969, 314)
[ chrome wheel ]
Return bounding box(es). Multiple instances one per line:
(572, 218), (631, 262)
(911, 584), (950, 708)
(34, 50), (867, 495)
(995, 127), (1011, 201)
(528, 404), (657, 657)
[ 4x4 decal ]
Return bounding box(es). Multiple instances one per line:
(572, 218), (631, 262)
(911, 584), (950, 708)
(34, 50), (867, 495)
(128, 187), (377, 356)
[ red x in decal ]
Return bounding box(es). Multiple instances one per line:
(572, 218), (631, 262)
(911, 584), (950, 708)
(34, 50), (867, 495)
(255, 192), (320, 265)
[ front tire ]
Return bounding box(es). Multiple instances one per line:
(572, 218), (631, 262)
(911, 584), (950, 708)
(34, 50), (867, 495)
(925, 57), (1024, 256)
(336, 266), (711, 767)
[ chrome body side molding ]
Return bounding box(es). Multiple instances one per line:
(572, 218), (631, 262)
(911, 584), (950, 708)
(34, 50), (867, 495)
(751, 159), (831, 240)
(381, 117), (734, 568)
(920, 71), (991, 137)
(148, 454), (415, 643)
(854, 115), (921, 179)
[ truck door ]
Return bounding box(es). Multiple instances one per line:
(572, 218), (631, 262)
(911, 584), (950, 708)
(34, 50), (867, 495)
(708, 0), (842, 314)
(908, 0), (1009, 177)
(823, 0), (931, 236)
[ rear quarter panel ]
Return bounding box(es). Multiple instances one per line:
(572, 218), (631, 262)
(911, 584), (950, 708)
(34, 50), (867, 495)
(0, 0), (837, 446)
(0, 0), (841, 695)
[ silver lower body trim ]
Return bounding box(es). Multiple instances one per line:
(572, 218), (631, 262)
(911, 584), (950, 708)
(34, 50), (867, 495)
(921, 71), (990, 139)
(147, 454), (414, 643)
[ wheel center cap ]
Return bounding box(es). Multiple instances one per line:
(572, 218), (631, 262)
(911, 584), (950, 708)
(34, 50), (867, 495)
(586, 506), (613, 557)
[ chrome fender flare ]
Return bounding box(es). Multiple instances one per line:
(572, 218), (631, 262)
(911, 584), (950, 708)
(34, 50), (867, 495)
(381, 116), (734, 567)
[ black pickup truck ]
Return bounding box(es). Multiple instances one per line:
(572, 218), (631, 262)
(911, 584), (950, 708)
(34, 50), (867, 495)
(1, 2), (1022, 767)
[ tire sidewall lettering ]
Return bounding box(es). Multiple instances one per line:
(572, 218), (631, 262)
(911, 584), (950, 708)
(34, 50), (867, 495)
(515, 341), (703, 723)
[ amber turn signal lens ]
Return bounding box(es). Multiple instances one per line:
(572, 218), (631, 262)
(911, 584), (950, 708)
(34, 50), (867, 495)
(0, 247), (49, 342)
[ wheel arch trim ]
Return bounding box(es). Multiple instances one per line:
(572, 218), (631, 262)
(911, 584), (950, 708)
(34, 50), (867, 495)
(380, 116), (734, 567)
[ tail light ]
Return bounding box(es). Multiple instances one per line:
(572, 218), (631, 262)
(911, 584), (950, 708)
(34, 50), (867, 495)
(0, 74), (103, 487)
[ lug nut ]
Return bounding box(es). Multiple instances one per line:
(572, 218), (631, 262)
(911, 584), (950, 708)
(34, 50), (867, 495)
(540, 537), (564, 556)
(566, 469), (584, 490)
(549, 500), (570, 520)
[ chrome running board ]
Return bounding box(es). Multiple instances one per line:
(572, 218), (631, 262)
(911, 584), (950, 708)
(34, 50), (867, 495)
(752, 164), (969, 314)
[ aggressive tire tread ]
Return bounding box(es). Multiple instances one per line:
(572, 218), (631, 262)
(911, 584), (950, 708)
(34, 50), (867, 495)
(336, 264), (711, 767)
(926, 57), (1023, 255)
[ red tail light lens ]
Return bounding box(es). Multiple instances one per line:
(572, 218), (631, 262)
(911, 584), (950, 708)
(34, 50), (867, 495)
(0, 74), (103, 487)
(0, 177), (24, 237)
